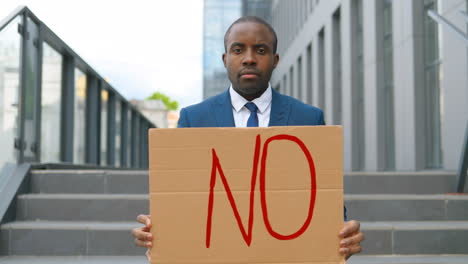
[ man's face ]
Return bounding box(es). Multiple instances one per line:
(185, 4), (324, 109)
(223, 22), (279, 100)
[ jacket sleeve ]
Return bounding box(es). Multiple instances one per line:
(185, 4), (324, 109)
(177, 108), (190, 128)
(318, 108), (325, 125)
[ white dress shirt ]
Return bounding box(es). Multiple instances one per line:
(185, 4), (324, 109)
(229, 84), (272, 127)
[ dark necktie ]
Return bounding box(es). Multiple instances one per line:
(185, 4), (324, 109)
(245, 102), (259, 127)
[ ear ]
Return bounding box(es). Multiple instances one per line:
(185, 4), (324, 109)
(273, 54), (280, 69)
(222, 53), (227, 68)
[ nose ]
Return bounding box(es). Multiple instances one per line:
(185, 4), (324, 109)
(242, 49), (257, 66)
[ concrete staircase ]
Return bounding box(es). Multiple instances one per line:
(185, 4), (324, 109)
(346, 171), (468, 264)
(0, 170), (148, 263)
(0, 169), (467, 263)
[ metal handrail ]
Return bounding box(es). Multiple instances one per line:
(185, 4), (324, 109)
(1, 6), (155, 168)
(427, 10), (468, 44)
(0, 5), (26, 32)
(427, 9), (468, 193)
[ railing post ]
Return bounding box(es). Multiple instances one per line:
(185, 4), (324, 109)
(139, 120), (146, 169)
(85, 75), (99, 164)
(121, 103), (129, 167)
(131, 110), (139, 168)
(60, 55), (75, 163)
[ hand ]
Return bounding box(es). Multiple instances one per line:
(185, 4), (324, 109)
(338, 220), (364, 259)
(132, 214), (153, 260)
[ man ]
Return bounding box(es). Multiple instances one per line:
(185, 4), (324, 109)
(132, 16), (364, 260)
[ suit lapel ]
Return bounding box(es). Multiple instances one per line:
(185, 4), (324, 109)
(213, 89), (235, 127)
(268, 89), (290, 126)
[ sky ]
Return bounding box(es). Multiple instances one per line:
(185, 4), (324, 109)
(0, 0), (204, 109)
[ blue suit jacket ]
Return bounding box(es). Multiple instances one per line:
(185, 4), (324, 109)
(177, 88), (347, 220)
(178, 88), (325, 127)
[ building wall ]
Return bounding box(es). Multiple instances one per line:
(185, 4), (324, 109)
(269, 0), (468, 172)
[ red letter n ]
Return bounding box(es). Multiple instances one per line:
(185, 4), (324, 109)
(205, 135), (261, 248)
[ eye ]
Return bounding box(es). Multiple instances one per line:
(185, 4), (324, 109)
(257, 47), (266, 54)
(232, 48), (242, 54)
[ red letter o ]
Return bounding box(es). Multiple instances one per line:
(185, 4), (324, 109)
(259, 134), (317, 240)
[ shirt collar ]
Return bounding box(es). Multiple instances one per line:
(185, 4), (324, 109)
(229, 84), (272, 114)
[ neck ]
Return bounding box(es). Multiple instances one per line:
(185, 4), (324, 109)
(234, 85), (268, 102)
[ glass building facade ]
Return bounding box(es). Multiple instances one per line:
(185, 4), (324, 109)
(202, 0), (272, 99)
(203, 0), (242, 99)
(242, 0), (272, 23)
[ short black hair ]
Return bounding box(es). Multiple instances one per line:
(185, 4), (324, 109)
(224, 16), (278, 54)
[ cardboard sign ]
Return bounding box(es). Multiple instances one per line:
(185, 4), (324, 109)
(149, 126), (344, 264)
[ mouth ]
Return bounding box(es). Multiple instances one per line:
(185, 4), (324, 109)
(239, 70), (261, 80)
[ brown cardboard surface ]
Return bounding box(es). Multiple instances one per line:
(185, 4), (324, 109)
(149, 126), (344, 264)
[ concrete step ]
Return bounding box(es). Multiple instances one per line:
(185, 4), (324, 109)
(17, 193), (468, 222)
(30, 170), (148, 194)
(344, 171), (455, 194)
(2, 220), (467, 256)
(16, 194), (148, 221)
(345, 194), (468, 221)
(360, 221), (468, 255)
(0, 221), (146, 256)
(348, 255), (468, 264)
(30, 170), (457, 195)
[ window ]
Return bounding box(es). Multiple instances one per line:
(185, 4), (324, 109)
(423, 0), (442, 168)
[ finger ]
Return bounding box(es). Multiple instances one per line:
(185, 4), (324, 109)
(340, 232), (364, 247)
(136, 214), (151, 227)
(346, 244), (362, 257)
(338, 245), (362, 259)
(134, 237), (153, 248)
(339, 220), (360, 238)
(132, 227), (153, 241)
(338, 247), (349, 256)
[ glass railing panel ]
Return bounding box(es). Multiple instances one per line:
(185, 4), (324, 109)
(0, 15), (21, 166)
(100, 88), (108, 166)
(40, 42), (62, 162)
(115, 99), (121, 167)
(74, 68), (86, 164)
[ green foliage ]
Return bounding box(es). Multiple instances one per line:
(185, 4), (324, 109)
(146, 92), (179, 111)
